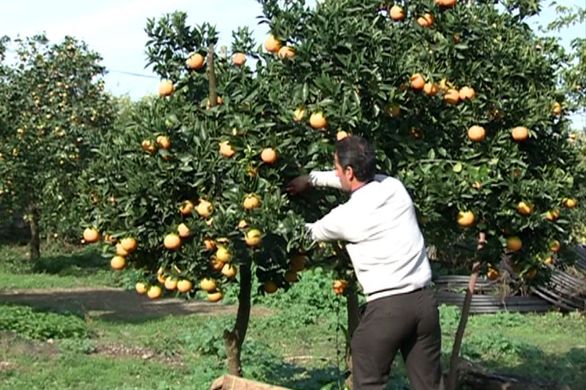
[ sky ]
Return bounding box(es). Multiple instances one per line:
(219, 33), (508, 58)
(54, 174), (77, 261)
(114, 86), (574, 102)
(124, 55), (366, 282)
(0, 0), (584, 127)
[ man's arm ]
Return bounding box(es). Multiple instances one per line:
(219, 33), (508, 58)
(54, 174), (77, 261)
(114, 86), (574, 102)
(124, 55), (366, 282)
(286, 171), (342, 195)
(305, 205), (348, 242)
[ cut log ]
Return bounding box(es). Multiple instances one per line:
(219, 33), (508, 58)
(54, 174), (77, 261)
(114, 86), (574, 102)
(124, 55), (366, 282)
(210, 375), (290, 390)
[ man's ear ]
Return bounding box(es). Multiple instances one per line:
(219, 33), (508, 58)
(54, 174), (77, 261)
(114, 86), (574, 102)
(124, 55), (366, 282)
(345, 165), (355, 181)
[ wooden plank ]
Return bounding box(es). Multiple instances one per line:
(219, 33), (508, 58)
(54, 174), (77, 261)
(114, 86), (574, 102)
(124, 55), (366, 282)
(210, 375), (290, 390)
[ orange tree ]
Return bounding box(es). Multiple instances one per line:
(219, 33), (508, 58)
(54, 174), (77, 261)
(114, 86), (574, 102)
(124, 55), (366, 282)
(0, 35), (114, 259)
(258, 0), (585, 282)
(78, 12), (343, 376)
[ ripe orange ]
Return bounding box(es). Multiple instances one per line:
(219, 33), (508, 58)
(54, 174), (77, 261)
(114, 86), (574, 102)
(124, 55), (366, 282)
(245, 229), (262, 247)
(141, 140), (156, 154)
(444, 89), (460, 105)
(110, 256), (126, 270)
(219, 141), (235, 158)
(544, 209), (560, 221)
(221, 263), (238, 279)
(263, 280), (278, 294)
(207, 291), (223, 302)
(506, 236), (522, 252)
(177, 279), (193, 293)
(467, 125), (486, 142)
(261, 148), (278, 164)
(177, 223), (191, 238)
(164, 277), (178, 291)
(243, 194), (261, 210)
(278, 46), (295, 60)
(511, 126), (529, 142)
(264, 34), (282, 53)
(232, 52), (247, 66)
(333, 279), (348, 295)
(459, 86), (476, 100)
(436, 0), (457, 9)
(389, 5), (405, 21)
(204, 238), (216, 251)
(562, 197), (577, 209)
(552, 102), (561, 116)
(120, 237), (137, 253)
(158, 80), (174, 97)
(179, 200), (194, 215)
(336, 131), (349, 141)
(210, 258), (225, 272)
(309, 112), (327, 129)
(147, 285), (163, 299)
(164, 233), (181, 250)
(83, 227), (100, 243)
(185, 53), (205, 70)
(410, 73), (425, 90)
(238, 219), (248, 229)
(115, 243), (129, 257)
(417, 13), (434, 28)
(216, 246), (232, 263)
(486, 268), (499, 281)
(196, 199), (213, 218)
(200, 278), (217, 292)
(293, 107), (306, 122)
(156, 135), (171, 150)
(543, 256), (554, 266)
(457, 211), (475, 227)
(423, 82), (438, 96)
(516, 201), (534, 216)
(135, 282), (148, 295)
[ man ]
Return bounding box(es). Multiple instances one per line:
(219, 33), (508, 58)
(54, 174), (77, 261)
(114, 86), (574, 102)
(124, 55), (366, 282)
(287, 135), (442, 390)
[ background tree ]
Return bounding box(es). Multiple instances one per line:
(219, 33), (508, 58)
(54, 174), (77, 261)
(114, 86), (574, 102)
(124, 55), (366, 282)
(0, 35), (114, 259)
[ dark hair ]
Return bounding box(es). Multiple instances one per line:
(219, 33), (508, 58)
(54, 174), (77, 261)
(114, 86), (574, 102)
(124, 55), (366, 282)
(335, 135), (376, 182)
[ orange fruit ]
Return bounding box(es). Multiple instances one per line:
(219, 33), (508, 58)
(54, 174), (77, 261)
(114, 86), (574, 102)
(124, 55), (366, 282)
(562, 197), (577, 209)
(232, 52), (247, 66)
(516, 201), (534, 216)
(147, 285), (162, 299)
(83, 227), (100, 243)
(185, 53), (205, 70)
(216, 246), (232, 263)
(389, 5), (405, 21)
(120, 237), (137, 253)
(263, 281), (278, 294)
(332, 279), (348, 295)
(278, 46), (295, 60)
(423, 82), (438, 96)
(512, 126), (529, 142)
(243, 194), (261, 210)
(457, 211), (475, 227)
(417, 13), (434, 28)
(179, 200), (194, 215)
(467, 125), (486, 142)
(115, 243), (129, 257)
(156, 135), (171, 150)
(204, 238), (216, 251)
(200, 278), (217, 292)
(459, 86), (476, 100)
(177, 279), (193, 293)
(196, 199), (213, 218)
(436, 0), (457, 8)
(238, 219), (248, 229)
(486, 268), (499, 281)
(543, 256), (554, 266)
(336, 131), (349, 141)
(164, 277), (178, 291)
(387, 104), (401, 118)
(135, 282), (148, 295)
(506, 236), (523, 252)
(264, 34), (282, 53)
(410, 74), (425, 90)
(550, 240), (561, 253)
(158, 80), (174, 97)
(552, 102), (561, 116)
(245, 229), (262, 247)
(207, 291), (223, 302)
(544, 209), (560, 221)
(293, 107), (306, 122)
(444, 89), (460, 105)
(210, 258), (225, 272)
(219, 141), (235, 158)
(141, 140), (156, 154)
(285, 270), (298, 283)
(177, 223), (191, 238)
(290, 254), (306, 272)
(110, 255), (126, 270)
(221, 263), (238, 279)
(164, 233), (181, 250)
(309, 112), (327, 129)
(261, 148), (278, 164)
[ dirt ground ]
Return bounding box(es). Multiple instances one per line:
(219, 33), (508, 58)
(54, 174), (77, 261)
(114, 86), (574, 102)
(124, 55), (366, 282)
(0, 287), (269, 321)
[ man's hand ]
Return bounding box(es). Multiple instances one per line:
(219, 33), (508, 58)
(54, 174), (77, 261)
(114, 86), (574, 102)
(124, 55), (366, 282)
(286, 175), (311, 195)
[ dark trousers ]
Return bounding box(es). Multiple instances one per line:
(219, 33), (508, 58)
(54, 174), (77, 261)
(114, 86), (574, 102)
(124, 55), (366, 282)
(351, 288), (443, 390)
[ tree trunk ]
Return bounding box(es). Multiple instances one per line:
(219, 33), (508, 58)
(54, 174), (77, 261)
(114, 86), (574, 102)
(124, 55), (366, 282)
(28, 204), (41, 261)
(223, 260), (252, 377)
(207, 44), (218, 107)
(446, 261), (482, 390)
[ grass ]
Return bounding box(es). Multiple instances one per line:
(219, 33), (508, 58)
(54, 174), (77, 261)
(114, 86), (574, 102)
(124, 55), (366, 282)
(1, 243), (585, 389)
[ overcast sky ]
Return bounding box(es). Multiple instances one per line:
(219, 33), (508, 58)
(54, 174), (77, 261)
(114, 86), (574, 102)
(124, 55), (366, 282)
(0, 0), (583, 129)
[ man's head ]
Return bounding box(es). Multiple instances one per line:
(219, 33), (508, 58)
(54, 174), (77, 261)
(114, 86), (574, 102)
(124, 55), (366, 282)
(334, 135), (376, 192)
